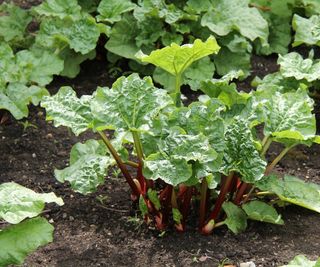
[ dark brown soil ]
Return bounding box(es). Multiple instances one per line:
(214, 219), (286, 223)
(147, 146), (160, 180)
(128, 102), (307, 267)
(1, 52), (320, 267)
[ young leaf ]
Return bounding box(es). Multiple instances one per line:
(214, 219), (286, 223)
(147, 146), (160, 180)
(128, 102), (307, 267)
(172, 208), (183, 225)
(0, 217), (54, 266)
(242, 200), (284, 225)
(96, 0), (136, 23)
(278, 52), (320, 82)
(33, 0), (82, 20)
(55, 140), (115, 195)
(147, 189), (161, 211)
(222, 202), (247, 234)
(280, 255), (320, 267)
(0, 182), (63, 224)
(41, 87), (94, 136)
(255, 175), (320, 213)
(139, 195), (148, 216)
(136, 36), (220, 77)
(222, 119), (266, 183)
(292, 15), (320, 47)
(91, 73), (172, 132)
(0, 84), (48, 120)
(201, 0), (269, 45)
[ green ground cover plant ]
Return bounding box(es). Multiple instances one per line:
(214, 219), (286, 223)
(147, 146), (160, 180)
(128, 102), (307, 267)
(0, 182), (63, 266)
(42, 38), (320, 235)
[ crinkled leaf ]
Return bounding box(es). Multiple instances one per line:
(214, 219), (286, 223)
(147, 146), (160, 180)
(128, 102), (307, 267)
(255, 175), (320, 213)
(222, 119), (266, 183)
(292, 15), (320, 47)
(0, 182), (63, 224)
(0, 217), (54, 266)
(278, 52), (320, 82)
(201, 0), (268, 45)
(144, 131), (217, 185)
(259, 89), (317, 143)
(36, 16), (101, 54)
(200, 70), (249, 108)
(0, 84), (48, 120)
(0, 3), (32, 44)
(139, 195), (148, 216)
(281, 255), (320, 267)
(91, 73), (172, 132)
(147, 189), (161, 210)
(96, 0), (136, 23)
(33, 0), (82, 20)
(41, 86), (94, 136)
(136, 36), (220, 76)
(105, 14), (140, 59)
(242, 200), (284, 225)
(172, 208), (183, 224)
(55, 139), (114, 195)
(222, 202), (247, 234)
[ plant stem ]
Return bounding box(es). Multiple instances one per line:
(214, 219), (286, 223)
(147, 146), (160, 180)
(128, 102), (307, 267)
(98, 131), (140, 197)
(261, 136), (272, 157)
(181, 186), (193, 228)
(175, 73), (182, 107)
(233, 182), (249, 205)
(207, 172), (234, 222)
(125, 161), (139, 168)
(265, 146), (293, 176)
(199, 178), (208, 228)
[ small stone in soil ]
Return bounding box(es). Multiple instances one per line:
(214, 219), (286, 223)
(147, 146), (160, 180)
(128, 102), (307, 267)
(240, 262), (256, 267)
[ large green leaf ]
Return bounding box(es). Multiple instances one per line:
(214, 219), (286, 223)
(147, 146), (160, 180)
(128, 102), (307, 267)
(0, 84), (48, 120)
(201, 0), (269, 45)
(0, 3), (32, 44)
(55, 139), (114, 195)
(278, 52), (320, 82)
(33, 0), (82, 20)
(105, 14), (140, 59)
(91, 73), (172, 132)
(0, 182), (63, 224)
(0, 217), (54, 266)
(143, 130), (217, 186)
(255, 175), (320, 213)
(36, 16), (101, 54)
(280, 255), (320, 267)
(136, 36), (220, 76)
(222, 119), (266, 183)
(200, 70), (249, 108)
(222, 202), (247, 234)
(258, 89), (317, 143)
(242, 200), (284, 225)
(96, 0), (136, 23)
(292, 14), (320, 47)
(41, 86), (94, 136)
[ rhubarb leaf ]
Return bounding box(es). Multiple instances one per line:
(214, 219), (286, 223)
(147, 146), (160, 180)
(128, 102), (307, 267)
(0, 84), (48, 120)
(259, 89), (317, 143)
(255, 175), (320, 213)
(0, 3), (32, 44)
(281, 255), (320, 267)
(33, 0), (82, 20)
(41, 87), (94, 136)
(222, 119), (266, 183)
(144, 131), (217, 186)
(292, 15), (320, 47)
(278, 52), (320, 82)
(55, 140), (115, 195)
(96, 0), (136, 23)
(136, 36), (220, 76)
(201, 0), (268, 45)
(0, 182), (63, 224)
(222, 202), (247, 234)
(242, 200), (284, 225)
(91, 73), (172, 132)
(0, 217), (54, 266)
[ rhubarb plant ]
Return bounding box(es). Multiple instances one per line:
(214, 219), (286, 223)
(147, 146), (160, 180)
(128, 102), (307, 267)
(0, 182), (63, 266)
(42, 38), (320, 235)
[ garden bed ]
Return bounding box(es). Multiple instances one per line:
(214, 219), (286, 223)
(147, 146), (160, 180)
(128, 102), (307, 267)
(1, 55), (320, 267)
